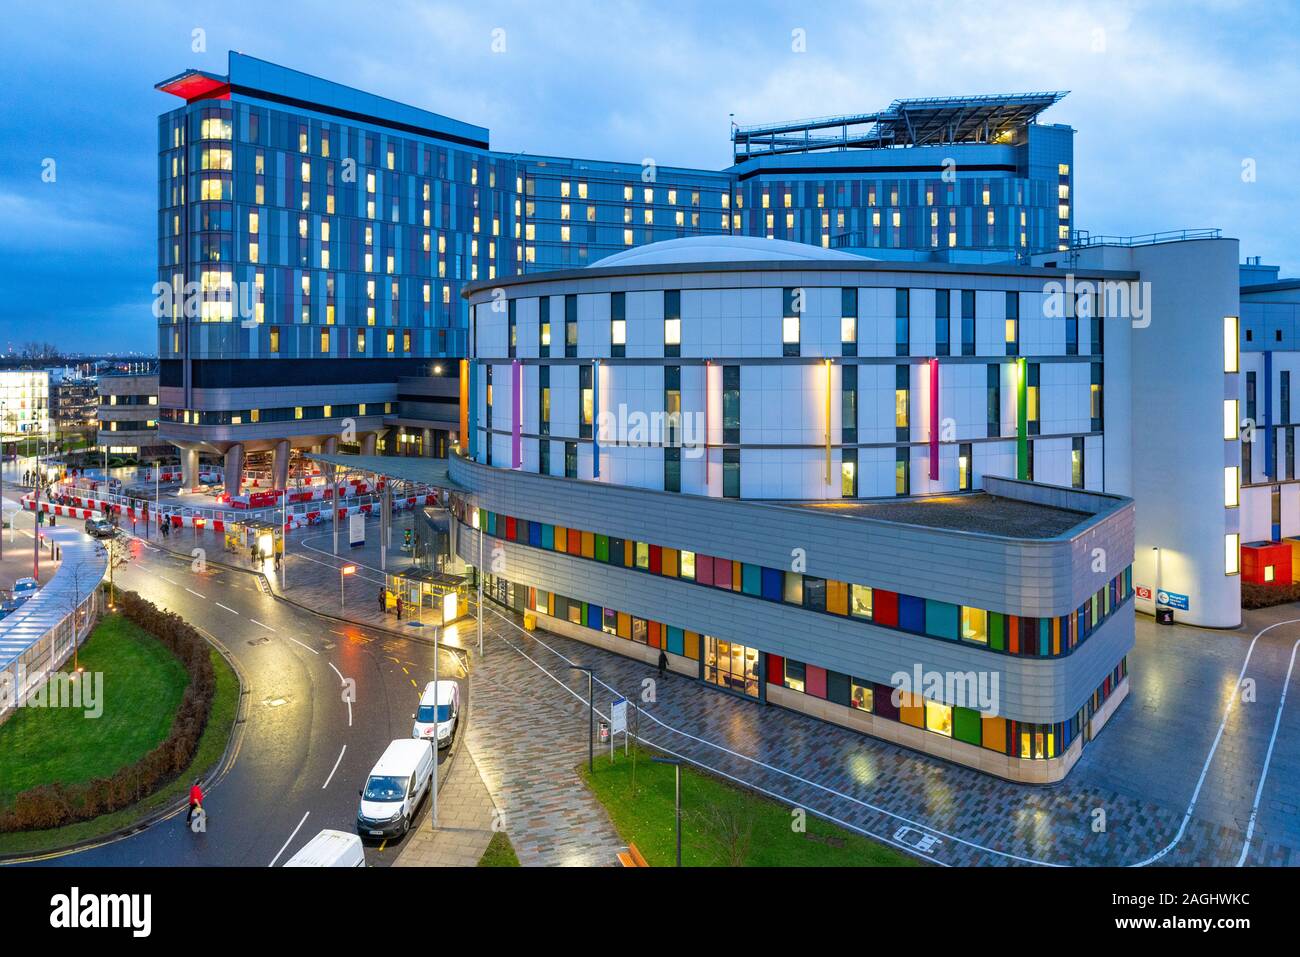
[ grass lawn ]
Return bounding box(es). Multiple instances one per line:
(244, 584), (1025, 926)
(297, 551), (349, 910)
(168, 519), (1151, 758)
(0, 639), (240, 858)
(0, 614), (189, 804)
(580, 745), (919, 867)
(477, 830), (520, 867)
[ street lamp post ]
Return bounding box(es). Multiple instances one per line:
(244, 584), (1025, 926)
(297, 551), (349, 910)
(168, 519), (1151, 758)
(571, 665), (594, 774)
(651, 756), (683, 867)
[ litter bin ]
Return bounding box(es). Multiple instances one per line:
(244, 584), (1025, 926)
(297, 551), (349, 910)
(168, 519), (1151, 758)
(523, 613), (537, 631)
(1156, 607), (1175, 626)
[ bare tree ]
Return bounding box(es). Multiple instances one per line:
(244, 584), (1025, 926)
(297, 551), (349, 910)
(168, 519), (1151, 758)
(693, 802), (755, 867)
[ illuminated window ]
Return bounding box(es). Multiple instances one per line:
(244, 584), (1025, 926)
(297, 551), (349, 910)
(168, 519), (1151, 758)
(664, 317), (681, 347)
(1226, 533), (1240, 575)
(1224, 316), (1239, 372)
(925, 701), (953, 736)
(961, 607), (987, 644)
(1224, 399), (1239, 440)
(1225, 466), (1239, 507)
(850, 584), (872, 619)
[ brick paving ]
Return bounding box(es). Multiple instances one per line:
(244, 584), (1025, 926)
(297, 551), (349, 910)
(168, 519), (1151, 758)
(464, 645), (625, 867)
(394, 749), (498, 868)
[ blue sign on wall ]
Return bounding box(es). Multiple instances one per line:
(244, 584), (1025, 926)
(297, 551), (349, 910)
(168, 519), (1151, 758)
(1156, 590), (1189, 611)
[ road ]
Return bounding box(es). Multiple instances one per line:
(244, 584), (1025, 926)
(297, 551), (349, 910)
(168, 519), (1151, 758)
(15, 532), (468, 868)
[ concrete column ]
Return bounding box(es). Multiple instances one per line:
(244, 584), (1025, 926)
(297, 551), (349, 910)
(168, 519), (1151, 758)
(223, 444), (244, 496)
(324, 436), (339, 455)
(422, 428), (432, 458)
(361, 431), (377, 456)
(272, 439), (290, 489)
(180, 448), (199, 490)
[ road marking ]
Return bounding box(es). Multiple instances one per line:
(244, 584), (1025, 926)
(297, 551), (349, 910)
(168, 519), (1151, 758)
(159, 575), (178, 585)
(285, 635), (319, 655)
(185, 588), (206, 599)
(1130, 617), (1300, 867)
(328, 662), (345, 683)
(215, 602), (238, 615)
(268, 811), (310, 867)
(249, 618), (275, 632)
(323, 745), (347, 789)
(1237, 638), (1300, 866)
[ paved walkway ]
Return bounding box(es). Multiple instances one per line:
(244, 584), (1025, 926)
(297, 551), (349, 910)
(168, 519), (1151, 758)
(394, 749), (498, 867)
(463, 644), (625, 867)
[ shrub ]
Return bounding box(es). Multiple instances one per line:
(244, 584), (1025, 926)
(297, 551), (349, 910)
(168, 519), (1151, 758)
(1241, 582), (1300, 610)
(0, 592), (219, 833)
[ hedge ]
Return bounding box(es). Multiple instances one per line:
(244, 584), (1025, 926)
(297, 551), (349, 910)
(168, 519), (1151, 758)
(0, 591), (217, 833)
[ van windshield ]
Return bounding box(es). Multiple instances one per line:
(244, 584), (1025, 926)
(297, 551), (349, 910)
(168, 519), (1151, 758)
(416, 704), (451, 723)
(363, 775), (408, 801)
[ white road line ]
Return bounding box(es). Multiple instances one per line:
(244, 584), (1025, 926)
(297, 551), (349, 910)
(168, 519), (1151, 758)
(215, 602), (238, 615)
(1130, 617), (1300, 867)
(268, 812), (310, 867)
(249, 618), (275, 632)
(1237, 638), (1300, 866)
(159, 575), (178, 585)
(185, 588), (206, 600)
(323, 745), (347, 789)
(328, 662), (345, 682)
(285, 634), (319, 655)
(347, 699), (353, 728)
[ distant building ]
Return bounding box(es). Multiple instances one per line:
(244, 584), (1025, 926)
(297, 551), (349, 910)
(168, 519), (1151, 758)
(97, 372), (167, 460)
(0, 369), (49, 440)
(48, 368), (99, 439)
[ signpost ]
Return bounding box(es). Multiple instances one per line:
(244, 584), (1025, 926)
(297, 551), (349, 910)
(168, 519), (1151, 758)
(610, 696), (628, 759)
(1156, 589), (1189, 611)
(348, 512), (365, 548)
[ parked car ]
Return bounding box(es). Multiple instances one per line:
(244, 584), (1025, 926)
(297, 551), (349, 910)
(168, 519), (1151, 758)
(283, 829), (366, 867)
(411, 680), (460, 749)
(11, 578), (39, 604)
(356, 739), (434, 839)
(85, 517), (116, 538)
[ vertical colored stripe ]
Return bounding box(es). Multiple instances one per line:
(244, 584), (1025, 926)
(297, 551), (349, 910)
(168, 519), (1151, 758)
(1016, 357), (1028, 480)
(458, 357), (469, 453)
(593, 360), (601, 478)
(511, 359), (522, 469)
(825, 358), (832, 485)
(928, 357), (939, 481)
(467, 359), (478, 461)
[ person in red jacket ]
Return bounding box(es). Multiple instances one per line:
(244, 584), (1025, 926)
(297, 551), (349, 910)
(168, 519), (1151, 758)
(186, 780), (204, 825)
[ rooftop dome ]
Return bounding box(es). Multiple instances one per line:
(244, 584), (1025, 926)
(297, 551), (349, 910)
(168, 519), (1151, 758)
(590, 235), (870, 268)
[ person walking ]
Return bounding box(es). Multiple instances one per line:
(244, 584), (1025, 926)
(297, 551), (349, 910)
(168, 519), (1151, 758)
(396, 594), (403, 621)
(186, 779), (204, 826)
(658, 648), (668, 678)
(378, 586), (387, 616)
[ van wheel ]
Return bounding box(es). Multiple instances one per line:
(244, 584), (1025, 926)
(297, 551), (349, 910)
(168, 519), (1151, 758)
(401, 813), (410, 835)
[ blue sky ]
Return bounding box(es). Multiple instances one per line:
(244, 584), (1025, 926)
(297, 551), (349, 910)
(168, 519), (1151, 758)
(2, 0), (1297, 353)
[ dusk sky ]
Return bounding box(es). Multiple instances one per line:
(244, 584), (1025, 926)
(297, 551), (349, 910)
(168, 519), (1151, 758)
(2, 0), (1297, 354)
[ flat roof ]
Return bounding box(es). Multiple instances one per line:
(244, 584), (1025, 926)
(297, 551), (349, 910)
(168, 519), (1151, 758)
(777, 492), (1090, 539)
(734, 92), (1068, 159)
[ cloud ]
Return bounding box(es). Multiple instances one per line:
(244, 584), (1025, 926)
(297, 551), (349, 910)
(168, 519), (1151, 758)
(1, 0), (1298, 352)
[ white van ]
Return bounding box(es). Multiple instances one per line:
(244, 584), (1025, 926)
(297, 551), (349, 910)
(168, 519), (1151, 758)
(412, 680), (460, 749)
(284, 829), (366, 867)
(356, 738), (434, 838)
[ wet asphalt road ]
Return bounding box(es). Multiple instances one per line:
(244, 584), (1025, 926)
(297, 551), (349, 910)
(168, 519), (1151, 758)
(17, 533), (467, 868)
